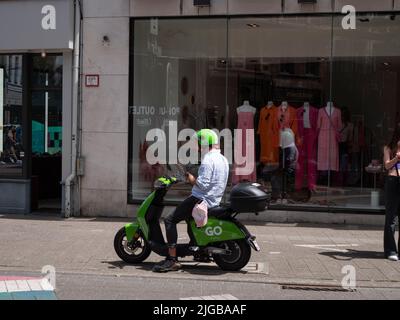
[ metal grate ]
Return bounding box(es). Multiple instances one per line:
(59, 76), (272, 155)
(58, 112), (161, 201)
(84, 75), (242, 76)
(281, 285), (356, 293)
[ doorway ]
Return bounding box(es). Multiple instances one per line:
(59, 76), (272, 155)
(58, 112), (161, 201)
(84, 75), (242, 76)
(30, 54), (63, 213)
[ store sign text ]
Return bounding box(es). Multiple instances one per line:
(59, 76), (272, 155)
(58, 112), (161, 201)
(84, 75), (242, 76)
(131, 106), (180, 117)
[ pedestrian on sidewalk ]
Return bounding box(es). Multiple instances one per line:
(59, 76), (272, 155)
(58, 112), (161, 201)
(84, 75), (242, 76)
(383, 127), (400, 261)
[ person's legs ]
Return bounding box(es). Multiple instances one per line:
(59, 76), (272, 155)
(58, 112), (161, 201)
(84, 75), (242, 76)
(384, 177), (400, 258)
(307, 132), (317, 191)
(295, 141), (306, 191)
(164, 196), (200, 255)
(153, 196), (199, 272)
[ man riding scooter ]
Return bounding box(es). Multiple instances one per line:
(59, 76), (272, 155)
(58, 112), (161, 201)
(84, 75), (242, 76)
(153, 129), (229, 273)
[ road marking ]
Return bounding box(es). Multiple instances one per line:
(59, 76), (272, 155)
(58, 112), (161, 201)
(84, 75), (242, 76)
(181, 294), (238, 300)
(295, 244), (359, 253)
(0, 276), (56, 300)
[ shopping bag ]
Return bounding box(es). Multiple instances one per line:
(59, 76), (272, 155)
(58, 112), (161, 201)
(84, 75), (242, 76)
(192, 200), (208, 228)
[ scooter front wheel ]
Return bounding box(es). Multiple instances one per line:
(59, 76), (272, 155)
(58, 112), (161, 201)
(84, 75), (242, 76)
(114, 227), (151, 264)
(213, 240), (251, 271)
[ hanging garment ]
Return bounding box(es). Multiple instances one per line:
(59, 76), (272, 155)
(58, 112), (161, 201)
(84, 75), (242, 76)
(276, 105), (298, 149)
(276, 105), (298, 134)
(233, 111), (257, 184)
(295, 106), (319, 191)
(317, 107), (342, 172)
(258, 105), (279, 164)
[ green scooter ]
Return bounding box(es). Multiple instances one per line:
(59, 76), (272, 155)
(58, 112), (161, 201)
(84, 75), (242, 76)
(114, 176), (269, 271)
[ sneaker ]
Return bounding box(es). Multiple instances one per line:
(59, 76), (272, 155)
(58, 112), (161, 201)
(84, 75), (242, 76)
(388, 255), (399, 261)
(152, 258), (182, 273)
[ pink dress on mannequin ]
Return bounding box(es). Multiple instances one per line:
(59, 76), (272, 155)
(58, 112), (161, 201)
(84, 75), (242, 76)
(317, 107), (342, 172)
(233, 111), (257, 184)
(295, 105), (318, 191)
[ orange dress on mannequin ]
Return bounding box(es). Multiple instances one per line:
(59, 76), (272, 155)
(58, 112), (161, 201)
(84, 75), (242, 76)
(276, 105), (298, 141)
(258, 105), (279, 164)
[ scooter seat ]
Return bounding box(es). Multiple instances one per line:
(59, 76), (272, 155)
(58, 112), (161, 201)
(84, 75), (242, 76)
(208, 206), (232, 219)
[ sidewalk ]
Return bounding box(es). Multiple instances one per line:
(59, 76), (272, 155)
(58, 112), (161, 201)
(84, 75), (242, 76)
(0, 214), (398, 289)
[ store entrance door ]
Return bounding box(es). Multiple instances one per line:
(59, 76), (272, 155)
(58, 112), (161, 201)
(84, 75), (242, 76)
(30, 54), (63, 213)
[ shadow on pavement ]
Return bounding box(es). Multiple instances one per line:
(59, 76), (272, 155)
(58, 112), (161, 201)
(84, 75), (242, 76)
(102, 260), (247, 276)
(319, 250), (384, 261)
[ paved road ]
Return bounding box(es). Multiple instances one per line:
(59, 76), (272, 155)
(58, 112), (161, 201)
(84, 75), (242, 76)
(0, 214), (400, 300)
(1, 270), (400, 300)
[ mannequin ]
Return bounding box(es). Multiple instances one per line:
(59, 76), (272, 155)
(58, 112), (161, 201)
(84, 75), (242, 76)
(271, 128), (298, 202)
(303, 102), (311, 129)
(237, 100), (256, 114)
(325, 101), (334, 116)
(233, 101), (257, 184)
(281, 101), (288, 112)
(317, 102), (342, 172)
(276, 100), (297, 139)
(296, 102), (318, 192)
(258, 101), (278, 165)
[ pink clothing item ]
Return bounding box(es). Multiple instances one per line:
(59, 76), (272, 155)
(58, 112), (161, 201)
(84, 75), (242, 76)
(296, 106), (318, 140)
(296, 129), (318, 191)
(233, 111), (257, 184)
(317, 107), (342, 172)
(295, 106), (318, 191)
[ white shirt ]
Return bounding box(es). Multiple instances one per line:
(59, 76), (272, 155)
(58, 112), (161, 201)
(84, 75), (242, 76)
(192, 149), (229, 208)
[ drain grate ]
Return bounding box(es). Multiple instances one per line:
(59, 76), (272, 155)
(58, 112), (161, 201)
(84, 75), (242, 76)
(281, 284), (356, 293)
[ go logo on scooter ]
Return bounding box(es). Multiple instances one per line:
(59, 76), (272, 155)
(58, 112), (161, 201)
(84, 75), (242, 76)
(205, 226), (223, 237)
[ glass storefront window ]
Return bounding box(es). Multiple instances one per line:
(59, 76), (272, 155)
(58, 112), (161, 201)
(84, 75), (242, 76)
(0, 55), (24, 176)
(129, 14), (400, 212)
(228, 16), (333, 208)
(129, 19), (228, 201)
(330, 14), (400, 210)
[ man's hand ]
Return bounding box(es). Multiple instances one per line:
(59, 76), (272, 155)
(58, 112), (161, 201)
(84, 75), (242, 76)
(186, 173), (196, 186)
(396, 151), (400, 161)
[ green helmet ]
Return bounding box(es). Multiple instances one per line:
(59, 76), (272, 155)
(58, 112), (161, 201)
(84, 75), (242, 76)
(195, 129), (219, 146)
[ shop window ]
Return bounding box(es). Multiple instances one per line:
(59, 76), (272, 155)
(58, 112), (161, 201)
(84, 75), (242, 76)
(330, 14), (400, 210)
(0, 55), (24, 177)
(129, 19), (228, 201)
(129, 14), (400, 212)
(228, 16), (332, 208)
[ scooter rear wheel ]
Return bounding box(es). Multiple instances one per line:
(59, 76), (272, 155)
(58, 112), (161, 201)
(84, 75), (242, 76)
(213, 240), (251, 271)
(114, 227), (152, 264)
